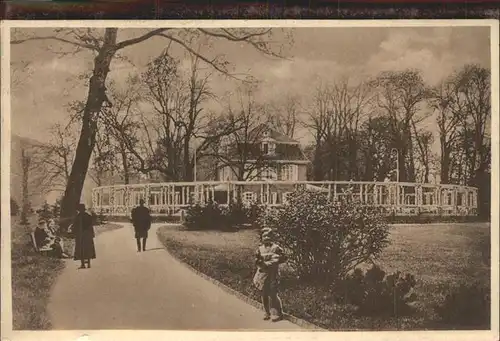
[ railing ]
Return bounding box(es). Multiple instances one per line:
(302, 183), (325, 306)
(91, 180), (478, 217)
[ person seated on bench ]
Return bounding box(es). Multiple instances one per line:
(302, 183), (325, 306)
(34, 219), (69, 258)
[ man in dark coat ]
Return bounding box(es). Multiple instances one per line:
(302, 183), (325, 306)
(72, 203), (96, 269)
(131, 199), (151, 252)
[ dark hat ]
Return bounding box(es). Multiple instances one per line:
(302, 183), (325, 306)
(139, 199), (145, 205)
(261, 233), (273, 242)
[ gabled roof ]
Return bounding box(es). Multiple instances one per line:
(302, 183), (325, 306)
(225, 138), (309, 162)
(255, 124), (298, 144)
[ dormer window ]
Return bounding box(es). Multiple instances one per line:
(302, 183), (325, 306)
(261, 142), (275, 155)
(262, 142), (269, 154)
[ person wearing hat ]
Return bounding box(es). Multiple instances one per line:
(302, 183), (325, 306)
(72, 203), (96, 269)
(253, 228), (287, 322)
(34, 218), (68, 258)
(131, 198), (152, 252)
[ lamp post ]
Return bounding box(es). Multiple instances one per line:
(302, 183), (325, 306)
(391, 148), (400, 183)
(193, 146), (197, 183)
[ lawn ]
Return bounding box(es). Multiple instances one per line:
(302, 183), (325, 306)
(157, 223), (491, 331)
(11, 216), (123, 330)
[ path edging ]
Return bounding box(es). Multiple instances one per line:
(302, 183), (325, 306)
(156, 229), (325, 331)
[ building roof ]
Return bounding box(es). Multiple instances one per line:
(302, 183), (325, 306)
(225, 124), (309, 162)
(255, 124), (298, 144)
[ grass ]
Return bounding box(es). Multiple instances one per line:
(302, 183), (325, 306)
(157, 223), (491, 331)
(11, 216), (123, 330)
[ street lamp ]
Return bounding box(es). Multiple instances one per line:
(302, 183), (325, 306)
(193, 146), (197, 183)
(391, 148), (400, 183)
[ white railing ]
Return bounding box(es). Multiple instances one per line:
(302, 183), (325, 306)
(91, 180), (478, 217)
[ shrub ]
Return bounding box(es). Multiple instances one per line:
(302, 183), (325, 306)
(11, 198), (19, 216)
(36, 202), (53, 221)
(336, 265), (417, 316)
(184, 200), (229, 231)
(260, 189), (390, 284)
(225, 200), (248, 228)
(246, 201), (264, 224)
(434, 283), (490, 329)
(51, 199), (61, 219)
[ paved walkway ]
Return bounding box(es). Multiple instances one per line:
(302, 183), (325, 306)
(47, 224), (302, 330)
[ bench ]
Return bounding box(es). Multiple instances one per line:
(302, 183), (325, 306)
(29, 232), (52, 255)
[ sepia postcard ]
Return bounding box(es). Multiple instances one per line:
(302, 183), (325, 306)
(1, 20), (499, 341)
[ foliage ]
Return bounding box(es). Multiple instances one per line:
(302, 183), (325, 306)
(11, 198), (20, 216)
(36, 202), (53, 221)
(184, 199), (264, 231)
(184, 200), (229, 231)
(246, 201), (264, 224)
(260, 189), (390, 284)
(51, 199), (61, 218)
(11, 217), (65, 330)
(335, 265), (417, 316)
(225, 200), (248, 228)
(434, 282), (490, 329)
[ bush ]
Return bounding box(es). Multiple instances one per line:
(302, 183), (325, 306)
(11, 198), (19, 216)
(184, 200), (230, 231)
(36, 202), (53, 221)
(246, 201), (264, 224)
(260, 189), (390, 284)
(434, 283), (490, 329)
(225, 200), (248, 228)
(335, 265), (417, 316)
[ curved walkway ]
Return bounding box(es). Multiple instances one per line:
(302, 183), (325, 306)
(47, 224), (302, 330)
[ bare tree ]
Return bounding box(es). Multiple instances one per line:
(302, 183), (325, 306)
(38, 123), (77, 191)
(430, 64), (491, 189)
(428, 76), (465, 184)
(267, 93), (301, 139)
(12, 27), (289, 225)
(412, 125), (434, 183)
(306, 79), (371, 181)
(99, 77), (143, 184)
(213, 86), (271, 181)
(370, 70), (431, 182)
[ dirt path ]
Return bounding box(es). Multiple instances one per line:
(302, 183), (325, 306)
(47, 223), (302, 330)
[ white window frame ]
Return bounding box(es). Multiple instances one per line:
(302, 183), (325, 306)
(243, 192), (255, 204)
(260, 167), (278, 181)
(262, 142), (269, 154)
(281, 164), (298, 181)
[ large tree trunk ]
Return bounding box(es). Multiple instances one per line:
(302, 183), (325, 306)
(59, 29), (118, 228)
(440, 136), (451, 184)
(119, 142), (130, 184)
(184, 138), (193, 181)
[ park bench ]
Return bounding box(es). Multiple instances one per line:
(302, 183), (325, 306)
(29, 232), (52, 255)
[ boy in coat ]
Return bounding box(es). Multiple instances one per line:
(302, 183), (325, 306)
(253, 228), (287, 322)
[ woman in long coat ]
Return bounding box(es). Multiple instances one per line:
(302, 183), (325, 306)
(73, 203), (96, 269)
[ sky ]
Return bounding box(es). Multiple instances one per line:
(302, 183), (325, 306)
(10, 25), (491, 148)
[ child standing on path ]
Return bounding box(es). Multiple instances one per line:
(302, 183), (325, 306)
(253, 227), (287, 322)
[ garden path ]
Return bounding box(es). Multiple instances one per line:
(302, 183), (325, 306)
(47, 223), (302, 330)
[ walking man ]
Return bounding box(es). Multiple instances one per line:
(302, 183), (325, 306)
(72, 203), (96, 269)
(131, 199), (152, 252)
(253, 228), (287, 322)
